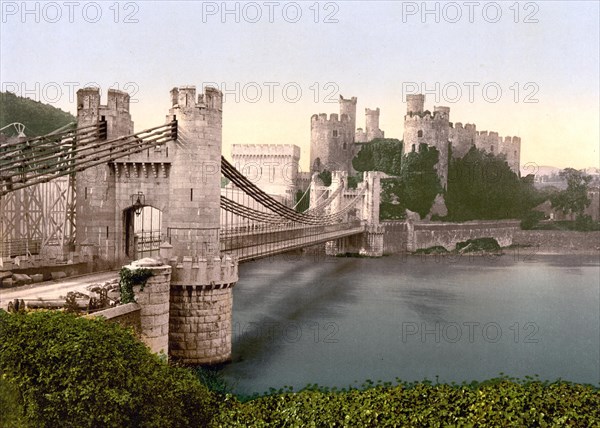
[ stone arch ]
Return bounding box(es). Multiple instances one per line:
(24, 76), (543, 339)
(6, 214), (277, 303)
(123, 205), (163, 260)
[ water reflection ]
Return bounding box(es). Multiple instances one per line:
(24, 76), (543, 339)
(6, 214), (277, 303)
(220, 254), (600, 395)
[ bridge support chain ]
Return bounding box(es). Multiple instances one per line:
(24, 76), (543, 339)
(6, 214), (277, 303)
(167, 255), (238, 365)
(120, 258), (173, 356)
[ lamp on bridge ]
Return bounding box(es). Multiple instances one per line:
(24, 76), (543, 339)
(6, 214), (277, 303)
(131, 191), (145, 216)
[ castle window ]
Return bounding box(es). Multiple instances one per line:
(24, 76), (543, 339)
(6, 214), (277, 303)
(343, 142), (347, 150)
(333, 130), (338, 137)
(514, 150), (517, 157)
(411, 144), (416, 152)
(491, 145), (494, 153)
(418, 130), (423, 138)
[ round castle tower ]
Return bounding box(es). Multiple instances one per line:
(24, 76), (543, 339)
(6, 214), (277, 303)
(403, 95), (450, 191)
(310, 95), (357, 174)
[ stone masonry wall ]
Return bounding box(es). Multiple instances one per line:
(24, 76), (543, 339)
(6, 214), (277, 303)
(125, 258), (172, 355)
(513, 230), (600, 254)
(92, 302), (141, 335)
(167, 255), (238, 364)
(382, 220), (520, 253)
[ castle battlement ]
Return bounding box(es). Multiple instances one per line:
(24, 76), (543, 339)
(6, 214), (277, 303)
(404, 110), (448, 122)
(168, 255), (238, 288)
(232, 144), (300, 158)
(77, 87), (131, 113)
(311, 113), (352, 124)
(170, 85), (223, 111)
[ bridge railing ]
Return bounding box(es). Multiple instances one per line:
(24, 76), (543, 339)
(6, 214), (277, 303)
(220, 220), (364, 261)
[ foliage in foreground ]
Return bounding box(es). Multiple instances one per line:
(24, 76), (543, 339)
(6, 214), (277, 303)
(2, 310), (599, 427)
(213, 379), (600, 427)
(0, 310), (214, 428)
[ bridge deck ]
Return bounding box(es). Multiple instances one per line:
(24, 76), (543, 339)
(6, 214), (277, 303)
(221, 222), (365, 262)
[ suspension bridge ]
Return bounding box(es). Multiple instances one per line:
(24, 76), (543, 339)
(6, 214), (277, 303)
(0, 85), (383, 364)
(1, 87), (383, 266)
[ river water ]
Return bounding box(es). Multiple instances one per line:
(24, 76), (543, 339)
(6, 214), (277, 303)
(219, 252), (600, 395)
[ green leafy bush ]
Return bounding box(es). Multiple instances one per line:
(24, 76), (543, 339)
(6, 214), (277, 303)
(520, 210), (546, 230)
(0, 310), (214, 428)
(212, 378), (600, 427)
(414, 246), (449, 255)
(455, 237), (501, 253)
(119, 266), (153, 304)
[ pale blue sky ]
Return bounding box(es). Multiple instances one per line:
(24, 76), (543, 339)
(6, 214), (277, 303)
(1, 1), (598, 169)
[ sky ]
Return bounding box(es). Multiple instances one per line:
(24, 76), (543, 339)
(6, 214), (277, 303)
(1, 1), (599, 172)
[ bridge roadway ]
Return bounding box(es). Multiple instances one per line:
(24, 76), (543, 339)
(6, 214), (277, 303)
(0, 223), (365, 307)
(221, 221), (365, 262)
(0, 271), (118, 311)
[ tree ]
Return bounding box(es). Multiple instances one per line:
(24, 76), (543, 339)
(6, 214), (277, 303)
(550, 168), (592, 218)
(445, 146), (540, 221)
(317, 169), (332, 186)
(352, 138), (403, 176)
(398, 144), (442, 218)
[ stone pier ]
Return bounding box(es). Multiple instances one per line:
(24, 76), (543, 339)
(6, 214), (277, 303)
(167, 255), (238, 364)
(122, 258), (172, 355)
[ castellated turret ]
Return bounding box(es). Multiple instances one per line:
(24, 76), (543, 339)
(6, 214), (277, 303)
(166, 85), (223, 258)
(403, 97), (450, 191)
(406, 94), (425, 115)
(356, 108), (385, 143)
(75, 87), (134, 262)
(310, 96), (357, 174)
(338, 95), (357, 138)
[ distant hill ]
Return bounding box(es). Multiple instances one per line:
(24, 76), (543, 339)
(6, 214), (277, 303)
(0, 92), (76, 137)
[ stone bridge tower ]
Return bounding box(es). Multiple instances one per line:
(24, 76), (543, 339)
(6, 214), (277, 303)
(76, 85), (238, 365)
(75, 88), (134, 266)
(163, 86), (238, 365)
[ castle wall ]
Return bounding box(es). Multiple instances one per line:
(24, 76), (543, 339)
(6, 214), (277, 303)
(403, 94), (522, 195)
(232, 144), (299, 206)
(449, 122), (476, 158)
(382, 220), (520, 253)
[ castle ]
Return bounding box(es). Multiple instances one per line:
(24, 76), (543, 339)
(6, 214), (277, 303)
(310, 96), (384, 174)
(228, 93), (521, 216)
(310, 94), (520, 181)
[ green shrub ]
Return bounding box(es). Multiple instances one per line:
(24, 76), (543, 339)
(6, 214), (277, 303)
(520, 210), (545, 230)
(212, 379), (600, 427)
(0, 310), (215, 428)
(455, 237), (501, 253)
(414, 246), (448, 255)
(574, 215), (600, 231)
